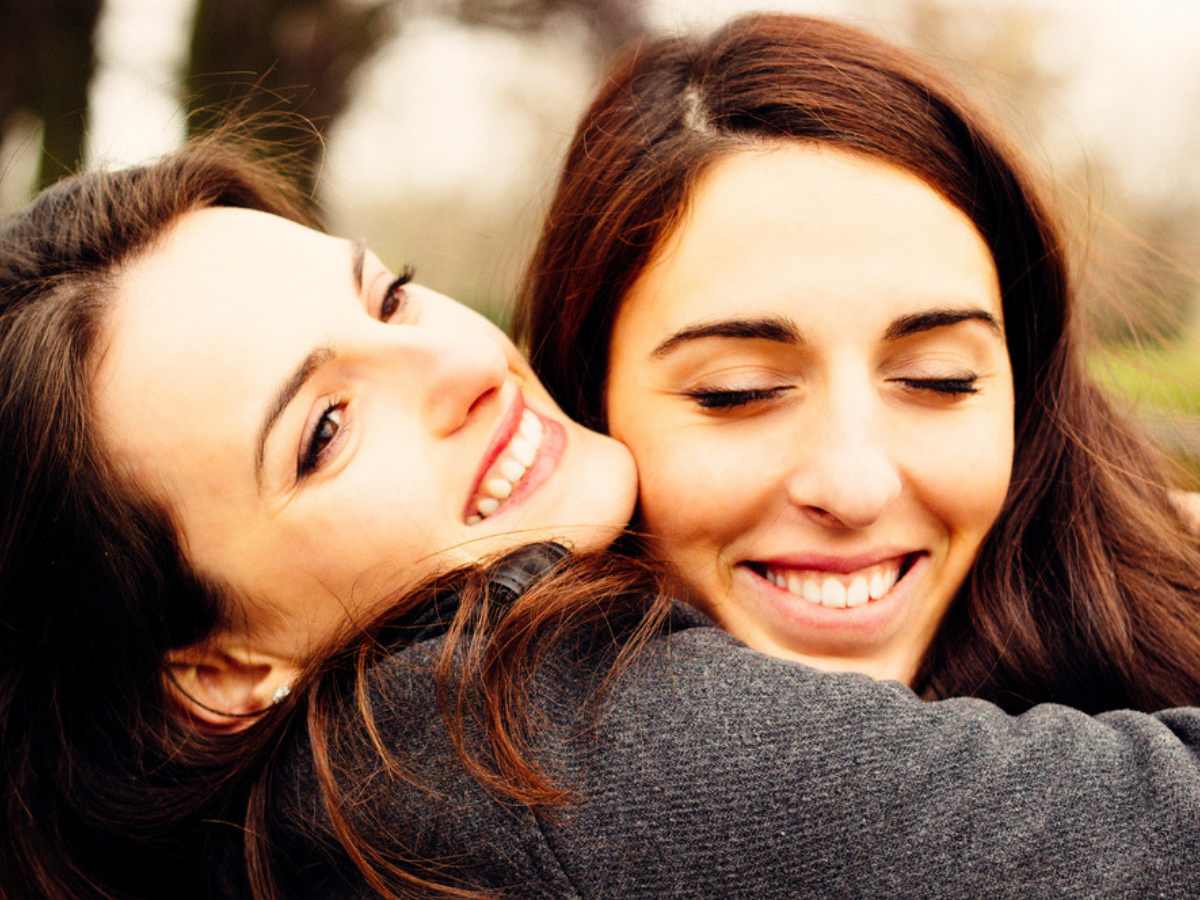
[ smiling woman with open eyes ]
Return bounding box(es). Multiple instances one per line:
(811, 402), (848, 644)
(92, 205), (634, 696)
(517, 11), (1200, 713)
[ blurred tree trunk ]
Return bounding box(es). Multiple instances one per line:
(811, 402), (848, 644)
(184, 0), (394, 193)
(0, 0), (103, 189)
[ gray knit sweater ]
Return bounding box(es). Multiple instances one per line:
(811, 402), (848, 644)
(269, 559), (1200, 898)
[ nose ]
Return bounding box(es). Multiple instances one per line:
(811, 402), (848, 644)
(384, 325), (510, 436)
(784, 390), (902, 530)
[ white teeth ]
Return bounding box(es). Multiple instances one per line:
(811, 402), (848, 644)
(466, 408), (547, 524)
(846, 576), (870, 608)
(820, 578), (847, 609)
(761, 559), (904, 610)
(869, 570), (887, 599)
(509, 437), (537, 468)
(499, 459), (526, 482)
(519, 410), (543, 440)
(484, 477), (513, 500)
(801, 576), (822, 604)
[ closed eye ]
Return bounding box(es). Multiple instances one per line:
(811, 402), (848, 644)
(894, 376), (979, 396)
(683, 385), (794, 410)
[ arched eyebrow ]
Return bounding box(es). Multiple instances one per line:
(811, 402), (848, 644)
(648, 307), (1001, 361)
(884, 308), (1001, 340)
(650, 315), (802, 358)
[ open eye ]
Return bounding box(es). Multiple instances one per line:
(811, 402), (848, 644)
(380, 266), (415, 320)
(298, 401), (345, 477)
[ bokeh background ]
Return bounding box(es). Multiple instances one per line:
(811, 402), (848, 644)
(4, 0), (1200, 475)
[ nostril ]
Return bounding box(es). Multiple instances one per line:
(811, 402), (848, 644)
(467, 386), (499, 420)
(803, 506), (851, 529)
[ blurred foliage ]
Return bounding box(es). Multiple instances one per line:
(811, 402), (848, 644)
(905, 0), (1200, 346)
(456, 0), (644, 58)
(0, 0), (103, 188)
(0, 0), (646, 196)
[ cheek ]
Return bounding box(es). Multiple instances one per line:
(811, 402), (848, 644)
(297, 471), (446, 601)
(624, 423), (779, 556)
(913, 410), (1013, 541)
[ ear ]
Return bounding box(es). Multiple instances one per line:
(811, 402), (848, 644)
(166, 641), (300, 733)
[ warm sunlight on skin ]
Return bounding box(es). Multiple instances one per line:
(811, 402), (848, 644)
(93, 208), (636, 663)
(606, 144), (1014, 684)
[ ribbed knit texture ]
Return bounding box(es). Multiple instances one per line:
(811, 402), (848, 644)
(270, 601), (1200, 898)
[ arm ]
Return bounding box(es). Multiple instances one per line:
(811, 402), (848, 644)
(277, 602), (1200, 899)
(537, 617), (1200, 898)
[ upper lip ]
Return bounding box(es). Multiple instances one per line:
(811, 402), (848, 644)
(749, 549), (916, 575)
(464, 388), (525, 516)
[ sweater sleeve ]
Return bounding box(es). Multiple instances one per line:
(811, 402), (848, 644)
(533, 613), (1200, 898)
(274, 602), (1200, 899)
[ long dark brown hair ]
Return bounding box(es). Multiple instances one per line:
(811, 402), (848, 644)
(0, 137), (318, 899)
(513, 12), (1200, 713)
(0, 140), (673, 899)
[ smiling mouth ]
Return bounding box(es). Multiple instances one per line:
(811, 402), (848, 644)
(465, 407), (545, 525)
(750, 555), (916, 609)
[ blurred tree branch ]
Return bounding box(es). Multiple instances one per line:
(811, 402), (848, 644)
(456, 0), (645, 59)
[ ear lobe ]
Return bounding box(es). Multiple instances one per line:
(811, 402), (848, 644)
(166, 643), (299, 732)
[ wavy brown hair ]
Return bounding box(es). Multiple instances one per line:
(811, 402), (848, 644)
(0, 136), (319, 899)
(513, 12), (1200, 713)
(0, 140), (673, 899)
(249, 545), (672, 900)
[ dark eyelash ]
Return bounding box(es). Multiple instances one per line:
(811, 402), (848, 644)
(298, 399), (342, 478)
(898, 376), (979, 396)
(380, 265), (415, 319)
(684, 386), (791, 410)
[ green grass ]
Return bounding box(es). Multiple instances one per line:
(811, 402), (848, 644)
(1091, 340), (1200, 415)
(1091, 340), (1200, 488)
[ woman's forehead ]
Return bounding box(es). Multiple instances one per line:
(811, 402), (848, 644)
(627, 144), (1002, 331)
(92, 208), (355, 494)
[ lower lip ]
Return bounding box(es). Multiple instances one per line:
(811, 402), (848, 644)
(481, 411), (565, 522)
(736, 554), (927, 642)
